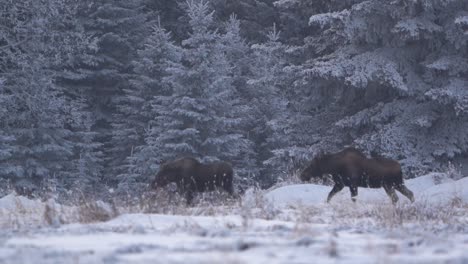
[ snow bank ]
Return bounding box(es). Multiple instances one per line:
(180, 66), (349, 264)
(2, 174), (467, 264)
(405, 173), (454, 192)
(0, 193), (41, 211)
(5, 211), (468, 264)
(419, 177), (468, 205)
(0, 193), (81, 229)
(264, 174), (466, 207)
(92, 213), (295, 232)
(264, 184), (331, 206)
(1, 173), (465, 230)
(0, 193), (48, 229)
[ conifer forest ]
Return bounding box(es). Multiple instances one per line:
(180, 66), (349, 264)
(2, 1), (468, 263)
(1, 0), (467, 199)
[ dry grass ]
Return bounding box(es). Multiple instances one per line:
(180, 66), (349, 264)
(1, 175), (467, 236)
(0, 192), (119, 230)
(240, 187), (282, 221)
(77, 199), (117, 224)
(274, 171), (303, 187)
(134, 189), (189, 215)
(0, 186), (243, 230)
(110, 187), (241, 218)
(0, 194), (48, 230)
(326, 196), (468, 232)
(293, 202), (323, 223)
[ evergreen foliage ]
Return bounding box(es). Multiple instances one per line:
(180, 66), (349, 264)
(115, 23), (182, 192)
(1, 0), (467, 197)
(137, 1), (256, 179)
(300, 0), (468, 175)
(0, 0), (101, 195)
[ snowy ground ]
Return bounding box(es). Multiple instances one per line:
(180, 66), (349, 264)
(1, 174), (467, 264)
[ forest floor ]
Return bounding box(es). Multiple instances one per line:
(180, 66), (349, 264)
(0, 174), (467, 264)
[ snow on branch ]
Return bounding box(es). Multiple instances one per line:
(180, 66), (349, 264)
(273, 0), (301, 9)
(309, 10), (350, 28)
(455, 15), (468, 34)
(424, 56), (468, 76)
(425, 79), (468, 115)
(392, 17), (443, 41)
(307, 50), (408, 92)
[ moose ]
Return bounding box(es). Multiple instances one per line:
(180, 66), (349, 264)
(300, 148), (415, 204)
(151, 157), (234, 204)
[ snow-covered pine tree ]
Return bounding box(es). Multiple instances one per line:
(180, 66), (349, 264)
(246, 25), (304, 184)
(73, 0), (152, 186)
(135, 0), (256, 186)
(46, 2), (107, 196)
(216, 14), (260, 183)
(0, 95), (16, 194)
(209, 0), (280, 42)
(299, 0), (468, 176)
(144, 0), (189, 42)
(218, 14), (251, 94)
(0, 0), (89, 195)
(66, 97), (104, 195)
(114, 23), (183, 193)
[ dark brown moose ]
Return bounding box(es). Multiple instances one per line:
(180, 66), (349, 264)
(300, 148), (415, 204)
(151, 157), (234, 204)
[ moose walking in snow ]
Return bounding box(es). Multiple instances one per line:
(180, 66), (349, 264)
(300, 148), (415, 204)
(151, 157), (234, 204)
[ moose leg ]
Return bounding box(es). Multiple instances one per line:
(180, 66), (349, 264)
(185, 190), (194, 206)
(395, 184), (415, 203)
(383, 185), (399, 204)
(222, 176), (234, 196)
(349, 185), (358, 202)
(327, 183), (344, 203)
(180, 180), (194, 206)
(223, 183), (234, 196)
(348, 172), (361, 203)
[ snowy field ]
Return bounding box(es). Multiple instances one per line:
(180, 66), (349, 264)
(1, 174), (467, 264)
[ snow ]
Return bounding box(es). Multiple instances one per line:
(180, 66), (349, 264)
(309, 10), (350, 27)
(265, 173), (463, 207)
(405, 173), (453, 192)
(0, 193), (49, 229)
(265, 183), (333, 205)
(0, 193), (42, 211)
(97, 213), (295, 233)
(0, 174), (467, 263)
(455, 15), (468, 27)
(420, 177), (468, 205)
(3, 211), (467, 264)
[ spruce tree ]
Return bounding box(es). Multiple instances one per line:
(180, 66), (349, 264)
(73, 0), (152, 186)
(299, 0), (468, 175)
(246, 25), (299, 184)
(136, 0), (256, 185)
(0, 0), (89, 195)
(115, 23), (182, 192)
